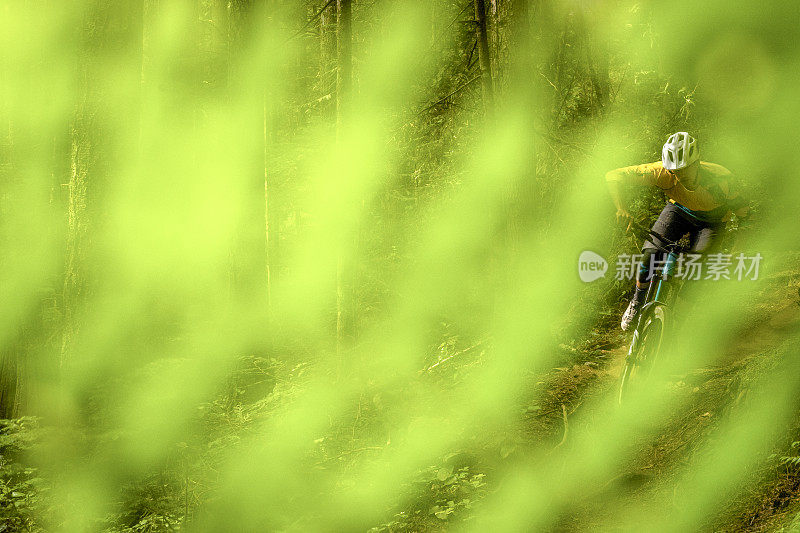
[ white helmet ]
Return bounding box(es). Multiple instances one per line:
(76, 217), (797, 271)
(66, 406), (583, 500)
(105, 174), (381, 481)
(662, 132), (699, 170)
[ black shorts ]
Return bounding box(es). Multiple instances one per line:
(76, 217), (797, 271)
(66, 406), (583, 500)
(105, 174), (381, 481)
(643, 202), (724, 255)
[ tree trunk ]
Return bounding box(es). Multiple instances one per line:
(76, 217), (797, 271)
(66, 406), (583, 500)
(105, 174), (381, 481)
(474, 0), (494, 118)
(320, 1), (336, 114)
(263, 104), (273, 313)
(335, 0), (352, 363)
(61, 116), (90, 367)
(261, 5), (281, 323)
(336, 0), (352, 125)
(61, 0), (145, 367)
(0, 344), (20, 419)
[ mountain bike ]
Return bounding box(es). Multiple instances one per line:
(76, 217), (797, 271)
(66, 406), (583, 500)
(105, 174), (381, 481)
(618, 221), (691, 405)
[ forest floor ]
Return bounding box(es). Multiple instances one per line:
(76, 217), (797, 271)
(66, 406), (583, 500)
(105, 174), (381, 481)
(518, 257), (800, 532)
(5, 263), (800, 532)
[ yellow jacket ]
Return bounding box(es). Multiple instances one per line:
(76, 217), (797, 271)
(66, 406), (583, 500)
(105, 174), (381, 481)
(606, 161), (745, 219)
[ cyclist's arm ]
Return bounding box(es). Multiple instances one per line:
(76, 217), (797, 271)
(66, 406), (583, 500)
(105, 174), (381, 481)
(606, 179), (627, 213)
(605, 162), (668, 218)
(732, 204), (750, 219)
(605, 161), (669, 188)
(729, 195), (750, 219)
(718, 176), (751, 219)
(719, 178), (752, 252)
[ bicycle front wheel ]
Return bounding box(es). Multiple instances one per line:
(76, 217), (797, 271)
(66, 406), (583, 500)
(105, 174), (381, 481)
(618, 305), (668, 405)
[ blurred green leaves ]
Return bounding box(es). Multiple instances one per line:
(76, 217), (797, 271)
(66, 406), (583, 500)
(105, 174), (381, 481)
(0, 0), (798, 531)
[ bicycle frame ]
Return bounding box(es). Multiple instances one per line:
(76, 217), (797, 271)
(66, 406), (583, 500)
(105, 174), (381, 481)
(619, 218), (733, 404)
(626, 223), (688, 363)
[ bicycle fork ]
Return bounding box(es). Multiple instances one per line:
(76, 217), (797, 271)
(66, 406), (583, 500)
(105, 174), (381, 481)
(626, 328), (640, 364)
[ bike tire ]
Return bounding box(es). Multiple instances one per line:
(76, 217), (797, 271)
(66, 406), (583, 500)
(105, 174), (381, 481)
(618, 305), (668, 405)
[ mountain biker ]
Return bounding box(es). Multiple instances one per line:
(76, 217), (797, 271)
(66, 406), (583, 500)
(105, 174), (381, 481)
(606, 132), (750, 331)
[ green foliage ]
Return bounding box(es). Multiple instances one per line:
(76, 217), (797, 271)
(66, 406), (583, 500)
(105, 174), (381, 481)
(0, 0), (796, 531)
(370, 462), (488, 531)
(780, 443), (800, 468)
(0, 417), (49, 532)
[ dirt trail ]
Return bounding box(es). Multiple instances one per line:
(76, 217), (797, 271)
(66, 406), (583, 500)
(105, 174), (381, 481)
(522, 268), (800, 531)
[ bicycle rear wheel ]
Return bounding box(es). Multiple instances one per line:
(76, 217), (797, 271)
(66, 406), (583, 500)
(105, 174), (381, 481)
(618, 305), (668, 405)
